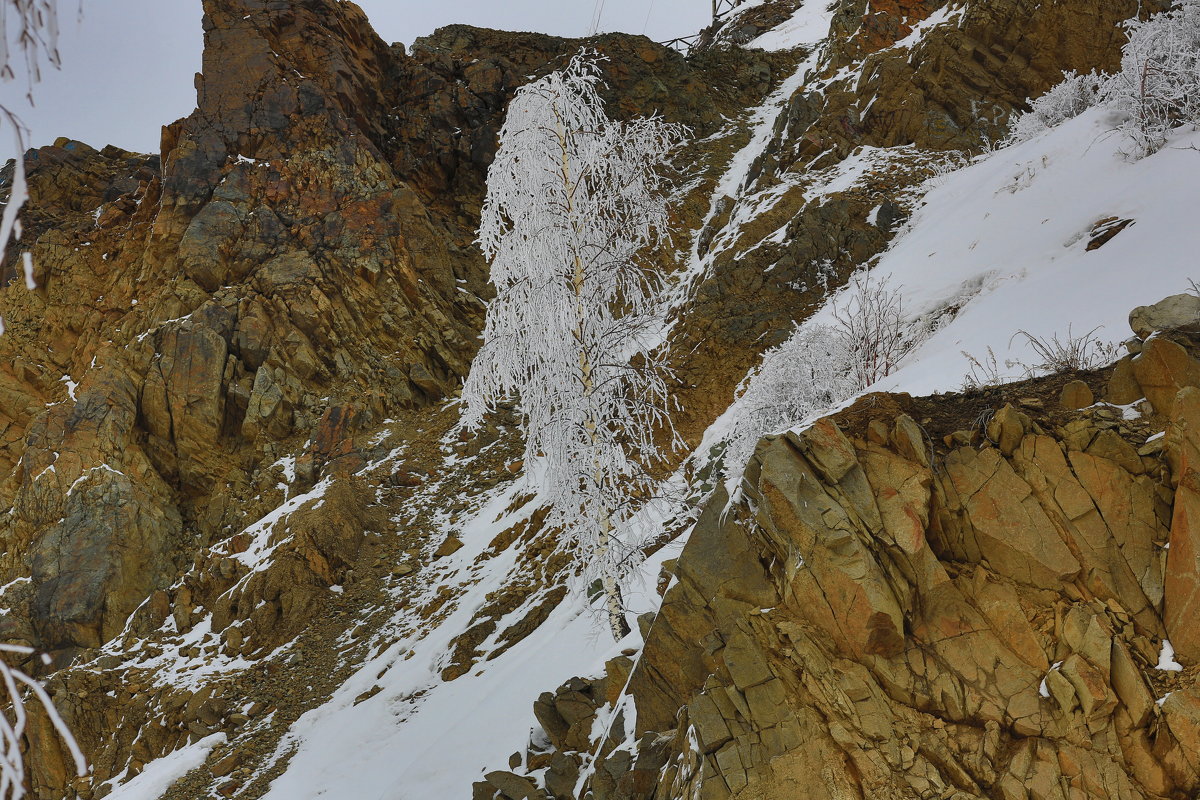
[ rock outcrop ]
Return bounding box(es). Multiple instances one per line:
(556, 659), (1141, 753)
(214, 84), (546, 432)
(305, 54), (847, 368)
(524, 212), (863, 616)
(0, 1), (774, 660)
(483, 319), (1200, 800)
(669, 0), (1172, 441)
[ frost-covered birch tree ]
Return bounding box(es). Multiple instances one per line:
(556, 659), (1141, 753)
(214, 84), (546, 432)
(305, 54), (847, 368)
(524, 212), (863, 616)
(461, 51), (685, 641)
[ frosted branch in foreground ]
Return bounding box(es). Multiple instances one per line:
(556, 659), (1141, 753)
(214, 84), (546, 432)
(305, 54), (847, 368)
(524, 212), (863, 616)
(1, 0), (68, 331)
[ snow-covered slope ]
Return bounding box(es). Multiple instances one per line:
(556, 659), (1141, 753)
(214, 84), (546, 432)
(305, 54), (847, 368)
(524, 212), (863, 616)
(100, 446), (684, 800)
(831, 110), (1198, 396)
(252, 478), (626, 800)
(239, 114), (1199, 800)
(245, 472), (679, 799)
(746, 1), (836, 50)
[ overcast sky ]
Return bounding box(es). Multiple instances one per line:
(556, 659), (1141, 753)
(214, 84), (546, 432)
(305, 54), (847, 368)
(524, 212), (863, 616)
(0, 0), (711, 162)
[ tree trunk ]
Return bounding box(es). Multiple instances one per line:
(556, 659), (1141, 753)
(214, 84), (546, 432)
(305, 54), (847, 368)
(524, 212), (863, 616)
(557, 113), (630, 642)
(602, 574), (632, 640)
(597, 519), (632, 640)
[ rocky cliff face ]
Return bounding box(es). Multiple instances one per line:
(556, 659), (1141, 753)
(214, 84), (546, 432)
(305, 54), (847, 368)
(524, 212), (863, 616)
(473, 306), (1200, 800)
(668, 0), (1169, 439)
(0, 0), (1194, 798)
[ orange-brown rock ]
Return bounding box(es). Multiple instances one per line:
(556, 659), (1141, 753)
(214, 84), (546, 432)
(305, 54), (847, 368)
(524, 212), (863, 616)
(523, 369), (1193, 800)
(1, 0), (1197, 796)
(1165, 387), (1200, 660)
(1061, 379), (1095, 409)
(0, 0), (795, 793)
(0, 0), (771, 661)
(1134, 337), (1200, 417)
(1107, 355), (1145, 404)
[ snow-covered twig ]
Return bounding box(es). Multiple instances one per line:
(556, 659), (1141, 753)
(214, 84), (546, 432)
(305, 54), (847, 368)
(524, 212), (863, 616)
(832, 272), (921, 390)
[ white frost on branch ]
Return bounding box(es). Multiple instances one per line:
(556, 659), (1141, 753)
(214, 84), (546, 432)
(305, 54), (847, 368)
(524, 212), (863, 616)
(0, 643), (87, 800)
(460, 51), (686, 640)
(1101, 1), (1200, 157)
(722, 273), (924, 481)
(722, 322), (856, 480)
(1003, 70), (1102, 145)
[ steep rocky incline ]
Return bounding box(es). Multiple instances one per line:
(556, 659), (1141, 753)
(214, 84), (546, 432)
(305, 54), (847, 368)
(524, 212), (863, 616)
(483, 304), (1200, 800)
(667, 0), (1170, 440)
(0, 0), (776, 657)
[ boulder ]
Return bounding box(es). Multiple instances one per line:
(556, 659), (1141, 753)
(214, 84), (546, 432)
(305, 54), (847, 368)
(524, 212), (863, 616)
(1106, 356), (1143, 405)
(1060, 380), (1094, 410)
(986, 404), (1029, 456)
(1130, 293), (1200, 339)
(483, 771), (545, 800)
(1132, 337), (1200, 417)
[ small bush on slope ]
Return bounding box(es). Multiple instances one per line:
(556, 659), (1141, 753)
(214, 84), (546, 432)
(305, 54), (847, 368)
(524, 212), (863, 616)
(723, 274), (924, 478)
(1102, 1), (1200, 157)
(1003, 71), (1103, 145)
(1009, 327), (1122, 375)
(960, 327), (1121, 390)
(722, 322), (857, 479)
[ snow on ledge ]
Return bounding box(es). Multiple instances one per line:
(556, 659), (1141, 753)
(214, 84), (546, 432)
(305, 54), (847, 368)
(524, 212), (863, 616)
(1157, 640), (1184, 672)
(104, 733), (226, 800)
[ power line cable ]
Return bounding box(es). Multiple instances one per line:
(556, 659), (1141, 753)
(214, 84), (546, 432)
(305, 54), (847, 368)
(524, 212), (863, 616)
(589, 0), (607, 35)
(642, 0), (656, 35)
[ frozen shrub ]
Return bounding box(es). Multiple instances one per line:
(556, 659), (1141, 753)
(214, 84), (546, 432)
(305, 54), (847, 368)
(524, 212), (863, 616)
(1100, 1), (1200, 157)
(832, 273), (923, 389)
(960, 327), (1119, 391)
(1010, 327), (1121, 374)
(960, 347), (1004, 391)
(723, 323), (857, 478)
(724, 274), (924, 478)
(1004, 71), (1103, 145)
(0, 643), (87, 799)
(461, 51), (685, 641)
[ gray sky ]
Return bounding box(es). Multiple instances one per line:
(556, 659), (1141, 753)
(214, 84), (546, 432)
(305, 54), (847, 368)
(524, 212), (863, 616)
(0, 0), (711, 160)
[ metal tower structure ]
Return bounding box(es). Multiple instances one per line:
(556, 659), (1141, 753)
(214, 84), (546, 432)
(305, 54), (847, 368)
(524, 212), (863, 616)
(660, 0), (751, 53)
(712, 0), (748, 20)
